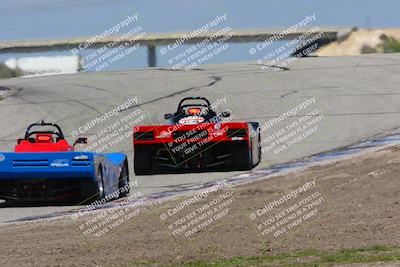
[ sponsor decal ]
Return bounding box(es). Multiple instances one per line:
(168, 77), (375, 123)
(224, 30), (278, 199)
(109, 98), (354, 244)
(156, 131), (171, 139)
(178, 116), (205, 125)
(51, 159), (70, 167)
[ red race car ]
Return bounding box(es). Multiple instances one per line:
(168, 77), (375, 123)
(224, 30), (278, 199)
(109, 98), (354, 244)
(133, 97), (261, 174)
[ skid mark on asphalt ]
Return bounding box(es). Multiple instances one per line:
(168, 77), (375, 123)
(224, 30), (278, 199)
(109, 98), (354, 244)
(0, 101), (101, 142)
(120, 75), (223, 112)
(154, 68), (205, 72)
(280, 90), (298, 98)
(64, 98), (102, 114)
(69, 84), (113, 93)
(289, 62), (400, 72)
(0, 84), (118, 142)
(240, 111), (400, 121)
(263, 64), (290, 71)
(16, 88), (102, 114)
(0, 89), (61, 140)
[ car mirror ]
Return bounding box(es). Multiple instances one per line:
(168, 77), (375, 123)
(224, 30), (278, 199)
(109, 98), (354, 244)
(220, 111), (231, 118)
(164, 113), (173, 120)
(73, 137), (88, 147)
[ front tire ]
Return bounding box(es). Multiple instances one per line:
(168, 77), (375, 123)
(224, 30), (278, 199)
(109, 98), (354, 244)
(81, 166), (105, 204)
(118, 161), (130, 198)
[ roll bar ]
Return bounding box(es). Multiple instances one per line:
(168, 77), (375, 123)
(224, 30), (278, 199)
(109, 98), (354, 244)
(24, 120), (65, 140)
(177, 97), (211, 112)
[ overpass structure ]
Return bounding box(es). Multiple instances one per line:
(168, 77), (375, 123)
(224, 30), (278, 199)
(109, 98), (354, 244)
(0, 28), (351, 67)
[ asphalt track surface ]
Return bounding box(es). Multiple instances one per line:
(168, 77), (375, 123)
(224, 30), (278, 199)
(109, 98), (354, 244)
(0, 53), (400, 223)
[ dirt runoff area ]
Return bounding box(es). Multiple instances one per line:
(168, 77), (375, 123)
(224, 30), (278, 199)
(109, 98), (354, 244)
(1, 145), (400, 267)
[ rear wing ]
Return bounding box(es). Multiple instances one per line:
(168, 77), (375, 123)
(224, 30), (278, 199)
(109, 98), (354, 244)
(133, 122), (252, 144)
(0, 152), (96, 180)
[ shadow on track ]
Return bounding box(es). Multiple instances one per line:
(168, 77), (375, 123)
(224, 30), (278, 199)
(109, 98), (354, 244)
(0, 199), (81, 208)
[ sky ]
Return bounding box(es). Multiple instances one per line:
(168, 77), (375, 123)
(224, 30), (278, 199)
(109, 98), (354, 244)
(0, 0), (398, 70)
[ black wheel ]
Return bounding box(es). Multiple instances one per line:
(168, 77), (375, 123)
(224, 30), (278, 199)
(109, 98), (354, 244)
(134, 147), (152, 175)
(254, 131), (262, 167)
(118, 161), (130, 198)
(232, 143), (252, 171)
(95, 166), (105, 199)
(81, 166), (105, 203)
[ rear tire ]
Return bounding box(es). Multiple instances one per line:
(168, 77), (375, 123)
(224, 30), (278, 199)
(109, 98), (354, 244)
(134, 147), (152, 175)
(232, 143), (252, 171)
(253, 131), (262, 168)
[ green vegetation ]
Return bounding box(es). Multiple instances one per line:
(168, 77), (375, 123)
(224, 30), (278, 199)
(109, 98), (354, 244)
(361, 35), (400, 54)
(0, 63), (23, 79)
(381, 37), (400, 53)
(172, 245), (400, 267)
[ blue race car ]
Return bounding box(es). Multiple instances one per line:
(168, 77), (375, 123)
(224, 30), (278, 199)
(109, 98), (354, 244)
(0, 121), (130, 203)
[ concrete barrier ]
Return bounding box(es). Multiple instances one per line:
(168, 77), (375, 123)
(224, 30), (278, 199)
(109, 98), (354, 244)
(5, 56), (82, 76)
